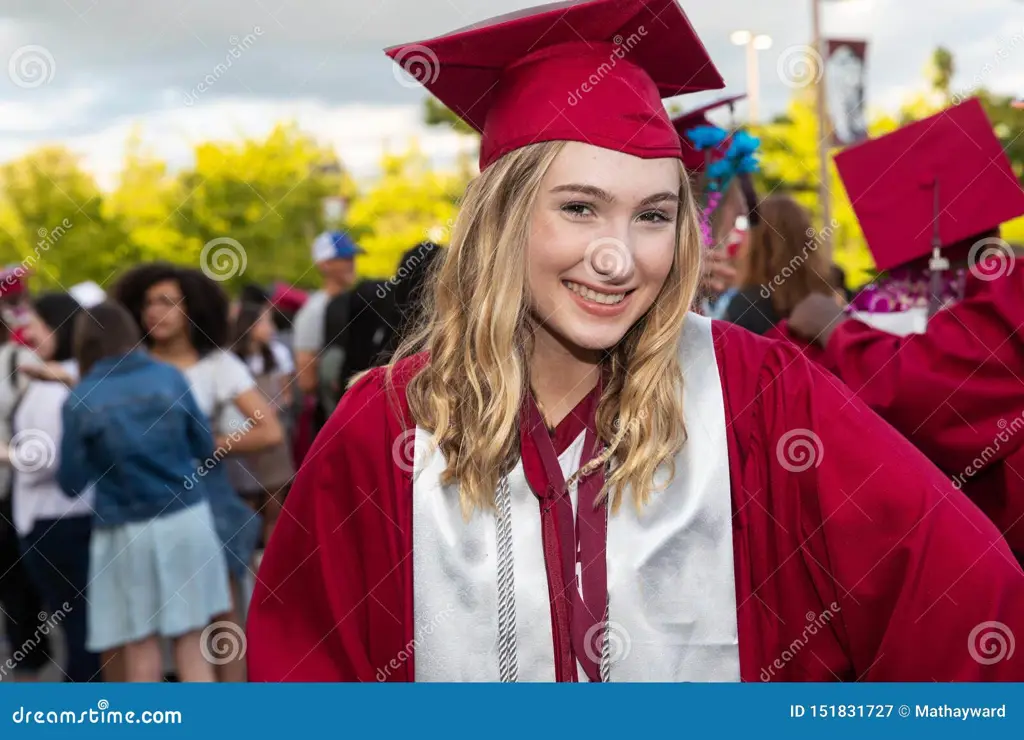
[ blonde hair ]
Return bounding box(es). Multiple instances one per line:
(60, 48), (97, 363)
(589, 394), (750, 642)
(388, 141), (705, 515)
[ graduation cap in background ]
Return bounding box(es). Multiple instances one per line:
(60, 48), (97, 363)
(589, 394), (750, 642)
(385, 0), (724, 171)
(672, 93), (746, 173)
(0, 265), (29, 300)
(835, 98), (1024, 272)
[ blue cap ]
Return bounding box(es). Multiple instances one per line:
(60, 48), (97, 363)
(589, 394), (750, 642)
(311, 231), (364, 262)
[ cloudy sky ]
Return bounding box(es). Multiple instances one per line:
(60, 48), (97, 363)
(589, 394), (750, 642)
(0, 0), (1021, 187)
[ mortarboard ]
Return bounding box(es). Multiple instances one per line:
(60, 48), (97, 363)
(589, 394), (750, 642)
(0, 265), (29, 300)
(386, 0), (724, 171)
(672, 93), (746, 172)
(834, 98), (1024, 273)
(271, 284), (309, 313)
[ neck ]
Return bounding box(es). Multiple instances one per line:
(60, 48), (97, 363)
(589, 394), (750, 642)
(529, 326), (601, 429)
(150, 336), (200, 367)
(323, 277), (345, 297)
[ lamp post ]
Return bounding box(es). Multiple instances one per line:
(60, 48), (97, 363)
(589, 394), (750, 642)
(811, 0), (832, 251)
(730, 30), (773, 124)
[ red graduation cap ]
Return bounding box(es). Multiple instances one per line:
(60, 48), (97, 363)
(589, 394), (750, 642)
(834, 98), (1024, 272)
(0, 265), (29, 300)
(672, 93), (746, 172)
(386, 0), (724, 170)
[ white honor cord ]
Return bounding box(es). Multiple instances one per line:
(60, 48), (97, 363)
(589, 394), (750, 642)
(495, 474), (519, 682)
(494, 471), (613, 682)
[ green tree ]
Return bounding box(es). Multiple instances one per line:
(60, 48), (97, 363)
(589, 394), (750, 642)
(928, 47), (955, 103)
(344, 146), (468, 279)
(103, 130), (185, 266)
(0, 147), (127, 289)
(172, 123), (350, 290)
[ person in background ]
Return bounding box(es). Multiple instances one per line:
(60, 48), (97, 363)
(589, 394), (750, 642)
(383, 241), (443, 361)
(11, 293), (98, 683)
(113, 263), (283, 682)
(724, 195), (833, 335)
(269, 284), (307, 353)
(291, 231), (363, 429)
(229, 304), (295, 545)
(59, 301), (230, 683)
(786, 98), (1024, 563)
(0, 281), (52, 682)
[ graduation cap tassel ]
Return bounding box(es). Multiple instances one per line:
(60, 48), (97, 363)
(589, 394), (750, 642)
(927, 179), (949, 320)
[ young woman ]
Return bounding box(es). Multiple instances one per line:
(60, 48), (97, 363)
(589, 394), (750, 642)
(11, 293), (98, 682)
(113, 263), (283, 682)
(724, 195), (834, 335)
(59, 301), (230, 682)
(248, 0), (1024, 682)
(229, 304), (295, 545)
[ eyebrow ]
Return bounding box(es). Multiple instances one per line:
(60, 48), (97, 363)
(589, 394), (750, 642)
(550, 184), (681, 208)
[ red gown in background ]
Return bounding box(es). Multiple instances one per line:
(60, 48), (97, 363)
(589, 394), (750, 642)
(248, 320), (1024, 682)
(774, 268), (1024, 559)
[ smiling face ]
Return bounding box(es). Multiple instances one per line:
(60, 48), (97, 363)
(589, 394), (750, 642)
(526, 142), (681, 353)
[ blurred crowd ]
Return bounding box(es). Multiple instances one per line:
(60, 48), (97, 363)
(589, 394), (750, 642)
(0, 234), (436, 683)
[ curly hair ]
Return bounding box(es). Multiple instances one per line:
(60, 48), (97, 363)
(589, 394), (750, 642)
(111, 262), (230, 355)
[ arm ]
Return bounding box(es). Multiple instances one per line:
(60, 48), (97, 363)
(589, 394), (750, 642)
(291, 302), (322, 396)
(56, 398), (93, 497)
(759, 343), (1024, 680)
(247, 368), (413, 682)
(180, 381), (215, 462)
(218, 387), (284, 453)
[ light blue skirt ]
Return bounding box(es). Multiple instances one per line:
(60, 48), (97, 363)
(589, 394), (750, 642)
(86, 500), (232, 653)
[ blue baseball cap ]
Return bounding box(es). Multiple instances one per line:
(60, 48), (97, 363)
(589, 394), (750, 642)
(311, 231), (364, 262)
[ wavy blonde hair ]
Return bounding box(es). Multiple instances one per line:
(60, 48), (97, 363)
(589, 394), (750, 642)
(388, 141), (704, 515)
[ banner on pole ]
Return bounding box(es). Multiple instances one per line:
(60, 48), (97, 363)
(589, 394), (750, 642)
(826, 39), (869, 147)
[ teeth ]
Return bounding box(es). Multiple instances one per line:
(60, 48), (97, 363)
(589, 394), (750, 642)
(565, 281), (626, 305)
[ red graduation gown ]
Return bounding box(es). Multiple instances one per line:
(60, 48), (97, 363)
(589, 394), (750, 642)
(247, 321), (1024, 681)
(777, 269), (1024, 558)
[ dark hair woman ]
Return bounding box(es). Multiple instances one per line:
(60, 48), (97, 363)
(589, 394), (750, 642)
(229, 303), (294, 545)
(112, 263), (283, 682)
(724, 195), (834, 335)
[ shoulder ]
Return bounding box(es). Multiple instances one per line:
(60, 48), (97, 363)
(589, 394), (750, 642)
(307, 353), (427, 466)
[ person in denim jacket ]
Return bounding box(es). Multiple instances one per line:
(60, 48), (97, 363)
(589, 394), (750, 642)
(58, 302), (230, 682)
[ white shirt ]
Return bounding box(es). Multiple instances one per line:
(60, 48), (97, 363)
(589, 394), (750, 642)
(290, 290), (330, 353)
(246, 340), (294, 377)
(11, 362), (95, 536)
(183, 350), (257, 434)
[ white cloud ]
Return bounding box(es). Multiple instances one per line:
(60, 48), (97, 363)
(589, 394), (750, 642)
(10, 98), (474, 190)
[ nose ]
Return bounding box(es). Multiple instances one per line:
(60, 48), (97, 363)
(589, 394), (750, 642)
(584, 236), (635, 285)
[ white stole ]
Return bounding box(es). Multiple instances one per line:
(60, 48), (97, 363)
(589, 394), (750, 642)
(412, 313), (740, 681)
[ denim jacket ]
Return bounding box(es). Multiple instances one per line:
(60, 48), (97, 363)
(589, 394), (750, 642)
(58, 350), (214, 525)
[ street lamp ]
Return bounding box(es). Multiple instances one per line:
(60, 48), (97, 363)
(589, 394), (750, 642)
(731, 30), (773, 123)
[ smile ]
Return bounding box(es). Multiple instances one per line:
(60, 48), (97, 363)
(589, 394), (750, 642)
(563, 280), (632, 305)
